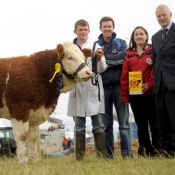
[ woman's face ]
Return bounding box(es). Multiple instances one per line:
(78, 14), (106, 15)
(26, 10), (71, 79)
(133, 28), (148, 46)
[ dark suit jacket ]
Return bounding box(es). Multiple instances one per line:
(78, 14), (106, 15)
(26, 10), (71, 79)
(152, 22), (175, 94)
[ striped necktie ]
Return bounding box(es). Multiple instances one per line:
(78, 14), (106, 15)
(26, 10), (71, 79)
(162, 29), (168, 41)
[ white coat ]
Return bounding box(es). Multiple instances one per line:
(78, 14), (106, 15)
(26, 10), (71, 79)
(67, 39), (107, 117)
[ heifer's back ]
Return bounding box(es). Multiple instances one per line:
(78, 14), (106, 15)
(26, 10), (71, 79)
(0, 50), (59, 122)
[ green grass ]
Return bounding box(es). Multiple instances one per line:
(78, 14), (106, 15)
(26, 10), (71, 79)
(0, 153), (175, 175)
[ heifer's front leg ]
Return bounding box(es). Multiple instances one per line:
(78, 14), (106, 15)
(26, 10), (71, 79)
(27, 125), (39, 162)
(11, 119), (29, 164)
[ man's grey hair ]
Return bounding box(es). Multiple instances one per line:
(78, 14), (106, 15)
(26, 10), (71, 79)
(156, 4), (171, 12)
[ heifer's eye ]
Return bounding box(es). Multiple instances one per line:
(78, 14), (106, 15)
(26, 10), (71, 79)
(68, 57), (72, 60)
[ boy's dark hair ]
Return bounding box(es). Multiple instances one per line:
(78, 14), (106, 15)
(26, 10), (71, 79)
(128, 26), (149, 50)
(74, 19), (89, 30)
(99, 16), (115, 28)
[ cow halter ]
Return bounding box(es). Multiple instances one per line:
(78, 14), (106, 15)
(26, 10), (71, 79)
(49, 61), (87, 82)
(62, 62), (87, 80)
(49, 61), (87, 95)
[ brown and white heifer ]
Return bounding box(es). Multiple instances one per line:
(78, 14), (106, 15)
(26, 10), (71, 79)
(0, 42), (92, 163)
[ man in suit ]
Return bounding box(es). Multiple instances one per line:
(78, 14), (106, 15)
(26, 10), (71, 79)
(152, 4), (175, 157)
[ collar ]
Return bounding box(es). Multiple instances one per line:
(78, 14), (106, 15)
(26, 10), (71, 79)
(73, 38), (89, 50)
(98, 32), (117, 42)
(161, 21), (172, 31)
(133, 45), (149, 51)
(127, 45), (152, 56)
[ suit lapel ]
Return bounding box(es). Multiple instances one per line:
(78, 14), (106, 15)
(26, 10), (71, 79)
(156, 30), (162, 49)
(161, 22), (175, 49)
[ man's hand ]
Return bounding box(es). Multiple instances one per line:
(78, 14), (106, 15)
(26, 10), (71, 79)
(95, 48), (104, 61)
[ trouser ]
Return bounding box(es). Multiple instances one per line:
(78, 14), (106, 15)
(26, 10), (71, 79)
(154, 82), (175, 153)
(73, 114), (104, 133)
(73, 114), (105, 160)
(103, 85), (132, 157)
(130, 95), (161, 155)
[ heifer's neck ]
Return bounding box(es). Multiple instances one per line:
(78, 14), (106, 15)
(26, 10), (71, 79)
(60, 75), (76, 93)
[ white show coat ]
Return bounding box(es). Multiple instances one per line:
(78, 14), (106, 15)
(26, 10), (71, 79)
(67, 39), (107, 117)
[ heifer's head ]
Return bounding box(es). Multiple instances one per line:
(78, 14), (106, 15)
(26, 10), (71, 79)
(56, 42), (92, 93)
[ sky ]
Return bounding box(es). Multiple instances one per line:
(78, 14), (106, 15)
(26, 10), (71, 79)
(0, 0), (175, 132)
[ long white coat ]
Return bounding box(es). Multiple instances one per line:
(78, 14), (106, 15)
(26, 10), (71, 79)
(67, 39), (107, 117)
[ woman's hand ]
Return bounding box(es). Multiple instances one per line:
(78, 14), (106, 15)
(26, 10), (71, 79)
(124, 102), (129, 106)
(142, 84), (148, 93)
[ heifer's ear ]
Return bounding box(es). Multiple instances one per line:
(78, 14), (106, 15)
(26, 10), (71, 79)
(56, 44), (64, 60)
(81, 48), (93, 59)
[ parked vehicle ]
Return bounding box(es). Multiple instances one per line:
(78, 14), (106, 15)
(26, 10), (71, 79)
(0, 127), (17, 156)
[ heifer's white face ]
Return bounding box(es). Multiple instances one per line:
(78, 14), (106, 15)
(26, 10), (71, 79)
(60, 42), (92, 93)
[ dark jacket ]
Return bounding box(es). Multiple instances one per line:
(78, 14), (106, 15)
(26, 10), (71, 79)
(152, 22), (175, 94)
(97, 32), (127, 86)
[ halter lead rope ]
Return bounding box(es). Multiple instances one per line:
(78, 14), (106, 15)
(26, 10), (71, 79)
(91, 41), (101, 102)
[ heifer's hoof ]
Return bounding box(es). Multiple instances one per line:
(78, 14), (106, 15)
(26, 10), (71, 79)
(28, 157), (39, 163)
(19, 158), (28, 164)
(31, 158), (39, 163)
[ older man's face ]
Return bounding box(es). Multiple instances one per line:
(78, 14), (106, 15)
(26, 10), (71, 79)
(156, 7), (172, 28)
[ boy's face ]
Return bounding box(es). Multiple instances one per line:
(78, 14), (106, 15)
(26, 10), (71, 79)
(74, 25), (90, 40)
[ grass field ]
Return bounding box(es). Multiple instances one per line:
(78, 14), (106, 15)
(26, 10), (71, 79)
(0, 140), (175, 175)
